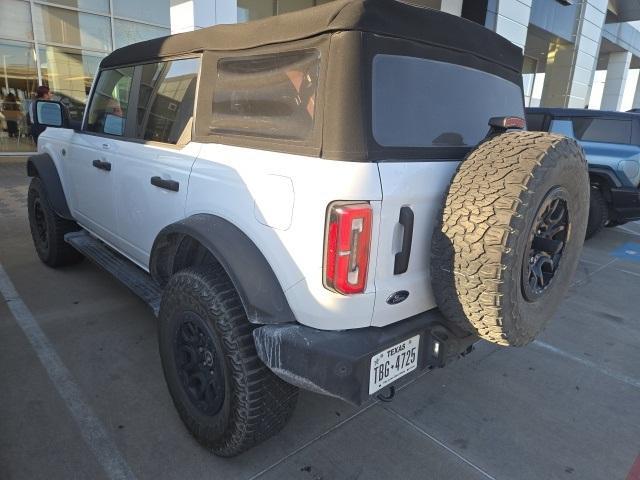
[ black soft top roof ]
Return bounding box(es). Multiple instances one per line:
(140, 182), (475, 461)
(100, 0), (522, 72)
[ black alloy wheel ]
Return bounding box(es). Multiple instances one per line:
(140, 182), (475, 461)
(522, 187), (570, 301)
(173, 311), (226, 417)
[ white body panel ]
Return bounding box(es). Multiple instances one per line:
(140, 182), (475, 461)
(38, 129), (461, 332)
(113, 141), (200, 266)
(188, 143), (382, 331)
(66, 132), (122, 246)
(371, 161), (459, 327)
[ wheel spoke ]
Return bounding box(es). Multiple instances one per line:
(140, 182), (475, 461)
(522, 188), (570, 301)
(532, 235), (563, 255)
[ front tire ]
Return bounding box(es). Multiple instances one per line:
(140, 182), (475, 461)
(27, 177), (83, 267)
(585, 187), (608, 239)
(431, 131), (589, 346)
(158, 265), (298, 457)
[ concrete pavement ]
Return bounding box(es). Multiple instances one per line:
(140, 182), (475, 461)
(1, 156), (639, 480)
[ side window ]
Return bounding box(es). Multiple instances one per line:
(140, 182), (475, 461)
(570, 117), (632, 144)
(210, 49), (320, 141)
(136, 57), (200, 144)
(85, 67), (134, 136)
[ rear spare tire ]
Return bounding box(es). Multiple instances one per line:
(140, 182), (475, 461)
(431, 131), (589, 346)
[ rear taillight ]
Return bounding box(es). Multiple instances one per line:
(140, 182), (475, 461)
(324, 202), (372, 295)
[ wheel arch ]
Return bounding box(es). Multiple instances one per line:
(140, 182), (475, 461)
(26, 153), (74, 220)
(150, 214), (296, 325)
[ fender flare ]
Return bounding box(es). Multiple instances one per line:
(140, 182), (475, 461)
(150, 214), (297, 325)
(26, 153), (73, 220)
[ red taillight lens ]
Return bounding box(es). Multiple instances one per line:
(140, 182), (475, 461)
(324, 202), (372, 295)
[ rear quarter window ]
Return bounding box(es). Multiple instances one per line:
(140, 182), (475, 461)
(372, 55), (524, 148)
(569, 117), (632, 144)
(210, 49), (320, 141)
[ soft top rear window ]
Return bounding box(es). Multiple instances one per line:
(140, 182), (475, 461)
(372, 55), (524, 149)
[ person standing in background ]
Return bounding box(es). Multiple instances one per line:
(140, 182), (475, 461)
(1, 93), (23, 138)
(29, 86), (53, 145)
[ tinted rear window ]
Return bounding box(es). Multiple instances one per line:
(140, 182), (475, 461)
(372, 55), (524, 148)
(210, 49), (320, 141)
(569, 117), (632, 144)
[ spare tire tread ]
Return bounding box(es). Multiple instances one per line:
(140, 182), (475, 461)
(432, 131), (588, 346)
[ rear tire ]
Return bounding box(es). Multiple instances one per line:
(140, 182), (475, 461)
(431, 131), (589, 346)
(27, 177), (83, 267)
(158, 265), (298, 457)
(585, 187), (608, 239)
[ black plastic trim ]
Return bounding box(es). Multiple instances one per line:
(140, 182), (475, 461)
(26, 153), (74, 220)
(609, 187), (640, 222)
(253, 308), (477, 405)
(149, 214), (296, 325)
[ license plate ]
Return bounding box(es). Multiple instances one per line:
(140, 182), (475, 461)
(369, 335), (420, 394)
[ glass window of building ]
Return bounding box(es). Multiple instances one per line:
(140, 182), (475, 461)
(85, 67), (134, 136)
(277, 0), (314, 14)
(39, 46), (104, 121)
(45, 0), (110, 15)
(33, 4), (112, 52)
(0, 0), (34, 41)
(0, 40), (38, 153)
(112, 0), (170, 26)
(113, 19), (170, 49)
(0, 0), (177, 153)
(136, 58), (199, 144)
(237, 0), (334, 22)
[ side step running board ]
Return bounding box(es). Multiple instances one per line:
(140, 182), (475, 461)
(65, 231), (162, 315)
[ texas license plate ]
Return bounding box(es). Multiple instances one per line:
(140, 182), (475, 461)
(369, 335), (420, 394)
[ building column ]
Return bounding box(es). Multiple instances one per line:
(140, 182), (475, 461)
(632, 76), (640, 109)
(170, 0), (237, 33)
(484, 0), (533, 50)
(601, 51), (632, 111)
(541, 0), (607, 108)
(440, 0), (463, 16)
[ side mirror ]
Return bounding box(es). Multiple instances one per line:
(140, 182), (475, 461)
(33, 100), (69, 129)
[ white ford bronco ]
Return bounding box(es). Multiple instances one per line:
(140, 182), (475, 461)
(27, 0), (590, 456)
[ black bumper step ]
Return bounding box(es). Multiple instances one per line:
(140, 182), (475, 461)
(65, 231), (162, 315)
(253, 310), (477, 405)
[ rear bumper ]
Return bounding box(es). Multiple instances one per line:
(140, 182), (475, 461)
(610, 187), (640, 222)
(253, 309), (477, 405)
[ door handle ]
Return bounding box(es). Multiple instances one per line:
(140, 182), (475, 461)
(150, 176), (179, 192)
(102, 143), (110, 150)
(394, 206), (414, 275)
(92, 159), (112, 171)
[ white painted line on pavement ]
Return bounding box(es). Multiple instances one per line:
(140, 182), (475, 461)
(618, 226), (640, 237)
(385, 407), (498, 480)
(0, 264), (137, 480)
(534, 340), (640, 390)
(571, 258), (617, 287)
(619, 268), (640, 279)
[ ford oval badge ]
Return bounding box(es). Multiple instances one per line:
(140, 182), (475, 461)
(386, 291), (409, 305)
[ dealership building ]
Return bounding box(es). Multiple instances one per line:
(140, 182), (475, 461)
(2, 0), (640, 154)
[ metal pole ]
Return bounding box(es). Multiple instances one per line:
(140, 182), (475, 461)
(28, 0), (43, 86)
(2, 55), (9, 92)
